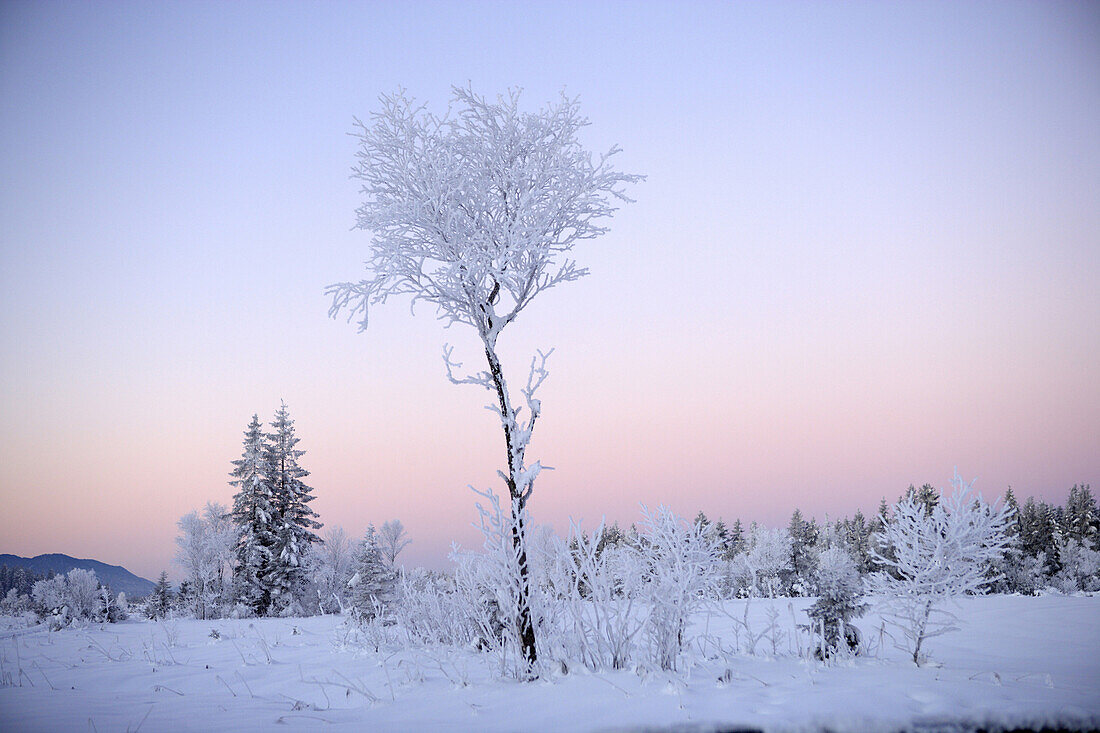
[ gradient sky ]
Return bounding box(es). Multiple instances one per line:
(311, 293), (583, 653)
(1, 1), (1098, 581)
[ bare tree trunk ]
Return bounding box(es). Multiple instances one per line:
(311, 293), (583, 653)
(484, 346), (538, 673)
(912, 598), (932, 665)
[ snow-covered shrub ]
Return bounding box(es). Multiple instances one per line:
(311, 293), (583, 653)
(394, 568), (474, 647)
(95, 585), (126, 623)
(806, 547), (867, 658)
(1051, 538), (1100, 593)
(448, 487), (547, 679)
(738, 527), (791, 597)
(31, 575), (67, 619)
(637, 505), (722, 671)
(65, 569), (99, 619)
(724, 554), (756, 598)
(0, 588), (31, 616)
(550, 521), (647, 671)
(867, 471), (1012, 665)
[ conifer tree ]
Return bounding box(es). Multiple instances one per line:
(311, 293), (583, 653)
(349, 524), (397, 621)
(1064, 484), (1097, 547)
(845, 510), (874, 575)
(726, 518), (746, 559)
(230, 414), (277, 613)
(150, 571), (173, 619)
(263, 402), (323, 612)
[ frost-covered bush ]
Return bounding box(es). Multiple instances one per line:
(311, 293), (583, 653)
(394, 568), (474, 647)
(724, 554), (756, 598)
(806, 547), (867, 658)
(1051, 538), (1100, 593)
(0, 588), (31, 616)
(447, 488), (547, 678)
(550, 521), (647, 671)
(95, 585), (127, 623)
(637, 505), (722, 671)
(29, 569), (102, 625)
(740, 527), (791, 597)
(868, 471), (1012, 665)
(65, 569), (99, 619)
(31, 575), (68, 619)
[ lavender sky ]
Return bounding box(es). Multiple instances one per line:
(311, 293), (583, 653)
(1, 1), (1097, 581)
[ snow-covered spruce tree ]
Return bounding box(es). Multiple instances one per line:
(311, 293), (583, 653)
(348, 524), (397, 621)
(328, 87), (641, 672)
(263, 402), (322, 615)
(148, 571), (174, 619)
(867, 471), (1012, 665)
(230, 414), (276, 614)
(806, 546), (867, 658)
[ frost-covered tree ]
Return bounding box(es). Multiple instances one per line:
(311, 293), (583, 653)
(263, 402), (322, 614)
(788, 509), (818, 594)
(900, 483), (940, 517)
(0, 587), (31, 615)
(378, 519), (411, 568)
(312, 525), (355, 612)
(328, 86), (641, 670)
(31, 574), (68, 619)
(348, 524), (397, 621)
(1051, 536), (1100, 593)
(868, 471), (1013, 665)
(746, 526), (792, 597)
(175, 502), (236, 619)
(725, 518), (746, 560)
(230, 414), (276, 614)
(807, 547), (867, 658)
(1063, 484), (1097, 547)
(65, 569), (99, 619)
(149, 571), (174, 619)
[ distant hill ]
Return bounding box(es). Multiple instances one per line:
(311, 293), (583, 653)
(0, 554), (156, 598)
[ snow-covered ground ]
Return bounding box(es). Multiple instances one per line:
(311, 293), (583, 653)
(1, 596), (1097, 732)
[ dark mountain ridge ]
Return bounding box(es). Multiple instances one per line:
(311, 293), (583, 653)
(0, 553), (155, 598)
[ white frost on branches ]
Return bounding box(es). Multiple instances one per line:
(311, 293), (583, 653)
(867, 470), (1013, 665)
(328, 86), (640, 671)
(327, 86), (642, 337)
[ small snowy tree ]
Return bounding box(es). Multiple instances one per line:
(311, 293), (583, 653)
(867, 471), (1013, 665)
(65, 569), (98, 619)
(313, 525), (355, 612)
(378, 519), (411, 568)
(348, 525), (397, 621)
(746, 527), (792, 597)
(175, 502), (236, 619)
(328, 87), (641, 670)
(148, 571), (174, 619)
(806, 546), (867, 658)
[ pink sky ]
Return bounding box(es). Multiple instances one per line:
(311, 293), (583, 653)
(1, 1), (1097, 581)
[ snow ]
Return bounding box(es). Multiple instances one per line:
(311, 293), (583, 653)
(1, 595), (1097, 731)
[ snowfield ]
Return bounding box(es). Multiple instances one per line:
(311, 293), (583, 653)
(1, 596), (1097, 732)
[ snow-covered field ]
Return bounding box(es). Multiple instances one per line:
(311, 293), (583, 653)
(1, 596), (1097, 732)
